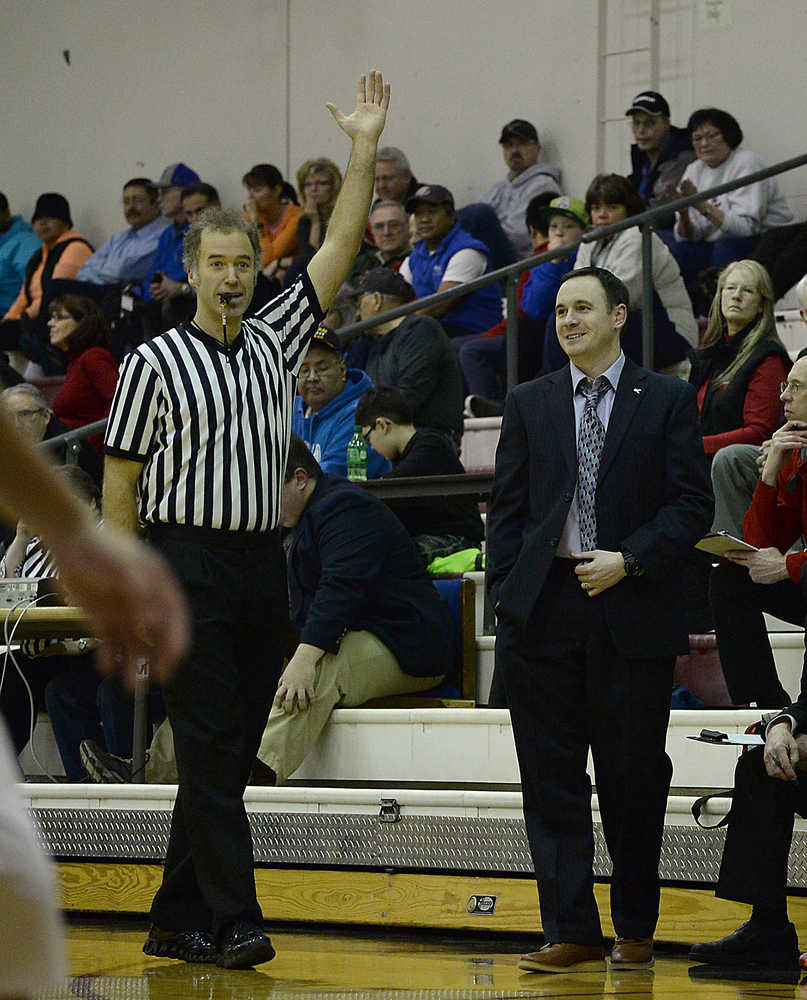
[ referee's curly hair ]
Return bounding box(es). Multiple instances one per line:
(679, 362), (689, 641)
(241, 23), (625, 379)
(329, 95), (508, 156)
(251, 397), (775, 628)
(182, 207), (261, 282)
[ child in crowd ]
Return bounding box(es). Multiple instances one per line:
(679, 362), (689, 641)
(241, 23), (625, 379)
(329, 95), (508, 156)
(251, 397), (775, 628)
(354, 386), (484, 566)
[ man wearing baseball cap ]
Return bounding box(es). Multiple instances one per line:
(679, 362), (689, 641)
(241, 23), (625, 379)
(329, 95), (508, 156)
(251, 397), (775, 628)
(291, 324), (390, 479)
(399, 184), (502, 342)
(480, 118), (561, 257)
(626, 91), (694, 218)
(356, 267), (463, 437)
(144, 163), (201, 319)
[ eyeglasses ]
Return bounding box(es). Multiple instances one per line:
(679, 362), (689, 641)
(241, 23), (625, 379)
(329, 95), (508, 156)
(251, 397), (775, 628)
(50, 313), (73, 321)
(299, 362), (338, 380)
(12, 408), (46, 420)
(303, 180), (332, 190)
(362, 419), (389, 444)
(692, 130), (723, 146)
(371, 220), (405, 232)
(781, 381), (806, 395)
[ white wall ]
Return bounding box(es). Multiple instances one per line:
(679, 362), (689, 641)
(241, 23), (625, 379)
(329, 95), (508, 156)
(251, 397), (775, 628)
(1, 0), (805, 247)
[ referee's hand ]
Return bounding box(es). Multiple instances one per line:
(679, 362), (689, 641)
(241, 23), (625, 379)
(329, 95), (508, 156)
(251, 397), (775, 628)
(326, 70), (390, 145)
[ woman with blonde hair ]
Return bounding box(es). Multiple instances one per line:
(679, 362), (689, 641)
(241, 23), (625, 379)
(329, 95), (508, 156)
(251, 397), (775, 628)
(689, 259), (790, 460)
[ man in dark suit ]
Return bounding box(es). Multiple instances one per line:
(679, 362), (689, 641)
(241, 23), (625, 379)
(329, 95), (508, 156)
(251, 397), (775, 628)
(486, 266), (713, 973)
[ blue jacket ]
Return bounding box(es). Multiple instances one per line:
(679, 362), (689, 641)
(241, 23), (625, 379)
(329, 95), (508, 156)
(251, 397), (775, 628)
(144, 222), (188, 301)
(292, 368), (390, 478)
(407, 223), (502, 335)
(0, 216), (41, 315)
(289, 475), (454, 675)
(520, 252), (577, 323)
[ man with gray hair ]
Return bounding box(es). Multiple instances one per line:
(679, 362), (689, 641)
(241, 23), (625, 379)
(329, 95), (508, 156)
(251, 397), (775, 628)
(481, 118), (561, 258)
(374, 146), (418, 204)
(102, 70), (391, 970)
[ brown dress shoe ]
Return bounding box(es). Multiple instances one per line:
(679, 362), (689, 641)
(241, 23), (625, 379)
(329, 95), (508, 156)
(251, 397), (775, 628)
(518, 942), (606, 973)
(610, 936), (654, 969)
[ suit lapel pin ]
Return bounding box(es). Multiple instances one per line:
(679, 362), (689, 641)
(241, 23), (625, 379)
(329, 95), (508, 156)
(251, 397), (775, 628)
(633, 387), (643, 394)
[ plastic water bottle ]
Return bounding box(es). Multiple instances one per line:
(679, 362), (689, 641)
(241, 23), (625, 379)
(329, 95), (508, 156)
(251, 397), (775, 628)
(346, 425), (368, 481)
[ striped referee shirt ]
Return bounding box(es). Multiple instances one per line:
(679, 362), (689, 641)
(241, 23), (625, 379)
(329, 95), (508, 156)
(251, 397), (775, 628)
(105, 272), (322, 531)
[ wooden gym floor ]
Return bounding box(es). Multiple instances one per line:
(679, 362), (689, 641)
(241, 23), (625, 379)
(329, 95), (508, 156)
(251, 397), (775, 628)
(45, 918), (806, 999)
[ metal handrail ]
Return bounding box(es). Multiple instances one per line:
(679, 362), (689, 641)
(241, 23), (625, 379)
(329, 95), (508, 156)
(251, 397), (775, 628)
(30, 149), (807, 454)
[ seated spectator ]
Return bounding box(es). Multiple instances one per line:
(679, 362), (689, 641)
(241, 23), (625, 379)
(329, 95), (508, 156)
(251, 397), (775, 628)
(242, 163), (301, 280)
(480, 118), (561, 258)
(462, 195), (588, 408)
(708, 354), (807, 708)
(349, 200), (411, 286)
(374, 147), (419, 204)
(47, 294), (119, 453)
(400, 185), (502, 341)
(690, 260), (790, 463)
(673, 108), (793, 285)
(544, 173), (697, 374)
(252, 436), (451, 785)
(1, 194), (93, 338)
(455, 203), (516, 272)
(355, 268), (464, 438)
(292, 324), (389, 478)
(0, 466), (163, 780)
(75, 178), (168, 287)
(142, 163), (200, 329)
(181, 182), (220, 226)
(285, 158), (343, 286)
(0, 383), (101, 487)
(689, 705), (807, 969)
(0, 191), (42, 316)
(752, 221), (807, 303)
(625, 90), (694, 229)
(356, 387), (484, 564)
(710, 276), (807, 537)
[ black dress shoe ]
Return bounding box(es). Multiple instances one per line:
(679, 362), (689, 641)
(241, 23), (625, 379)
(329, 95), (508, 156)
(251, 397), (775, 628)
(689, 920), (799, 967)
(217, 921), (276, 969)
(143, 925), (219, 963)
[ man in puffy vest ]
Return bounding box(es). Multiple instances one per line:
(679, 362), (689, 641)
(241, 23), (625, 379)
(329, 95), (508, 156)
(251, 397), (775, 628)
(399, 184), (502, 342)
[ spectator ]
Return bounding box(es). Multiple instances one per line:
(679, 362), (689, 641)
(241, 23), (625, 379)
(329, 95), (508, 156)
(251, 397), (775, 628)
(625, 91), (694, 227)
(0, 383), (101, 486)
(285, 158), (343, 285)
(1, 194), (93, 331)
(0, 191), (42, 316)
(76, 178), (168, 287)
(292, 324), (389, 478)
(356, 268), (463, 437)
(480, 119), (561, 258)
(690, 260), (789, 462)
(143, 163), (200, 311)
(543, 173), (696, 374)
(709, 274), (807, 536)
(400, 184), (502, 341)
(356, 387), (484, 563)
(347, 199), (412, 291)
(374, 146), (418, 204)
(241, 163), (301, 279)
(673, 108), (793, 284)
(180, 182), (220, 225)
(252, 436), (451, 785)
(0, 466), (162, 781)
(709, 354), (807, 708)
(462, 195), (588, 409)
(46, 294), (119, 453)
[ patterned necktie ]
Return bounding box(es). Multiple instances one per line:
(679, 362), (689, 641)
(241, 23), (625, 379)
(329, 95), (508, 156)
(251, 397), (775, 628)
(577, 376), (610, 552)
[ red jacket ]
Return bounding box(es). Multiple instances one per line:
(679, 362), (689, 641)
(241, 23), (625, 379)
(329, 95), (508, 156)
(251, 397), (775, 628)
(53, 346), (119, 453)
(743, 449), (807, 583)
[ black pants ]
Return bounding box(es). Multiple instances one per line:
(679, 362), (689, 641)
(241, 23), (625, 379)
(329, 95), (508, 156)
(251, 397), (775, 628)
(710, 561), (805, 707)
(718, 747), (807, 907)
(147, 524), (288, 936)
(497, 560), (674, 944)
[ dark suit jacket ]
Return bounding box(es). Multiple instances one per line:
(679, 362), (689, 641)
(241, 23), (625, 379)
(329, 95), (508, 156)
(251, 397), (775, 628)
(485, 358), (714, 658)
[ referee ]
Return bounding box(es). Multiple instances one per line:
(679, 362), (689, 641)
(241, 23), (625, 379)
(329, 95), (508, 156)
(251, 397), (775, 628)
(102, 71), (390, 970)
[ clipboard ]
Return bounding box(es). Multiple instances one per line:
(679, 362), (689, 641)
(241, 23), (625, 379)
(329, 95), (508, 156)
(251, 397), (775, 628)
(687, 728), (763, 746)
(695, 531), (759, 557)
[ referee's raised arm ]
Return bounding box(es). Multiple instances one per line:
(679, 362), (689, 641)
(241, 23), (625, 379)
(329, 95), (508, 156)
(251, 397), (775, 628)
(306, 70), (390, 313)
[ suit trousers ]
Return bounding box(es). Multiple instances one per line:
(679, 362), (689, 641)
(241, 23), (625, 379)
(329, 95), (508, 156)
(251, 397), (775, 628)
(710, 561), (804, 708)
(497, 559), (674, 944)
(718, 746), (807, 907)
(147, 524), (287, 936)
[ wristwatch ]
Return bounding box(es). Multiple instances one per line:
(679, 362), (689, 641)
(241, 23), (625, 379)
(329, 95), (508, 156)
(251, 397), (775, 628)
(621, 548), (644, 577)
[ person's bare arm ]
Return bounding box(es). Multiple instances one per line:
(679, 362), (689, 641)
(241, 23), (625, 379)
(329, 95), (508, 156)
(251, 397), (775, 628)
(0, 419), (189, 682)
(102, 454), (145, 535)
(307, 71), (390, 313)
